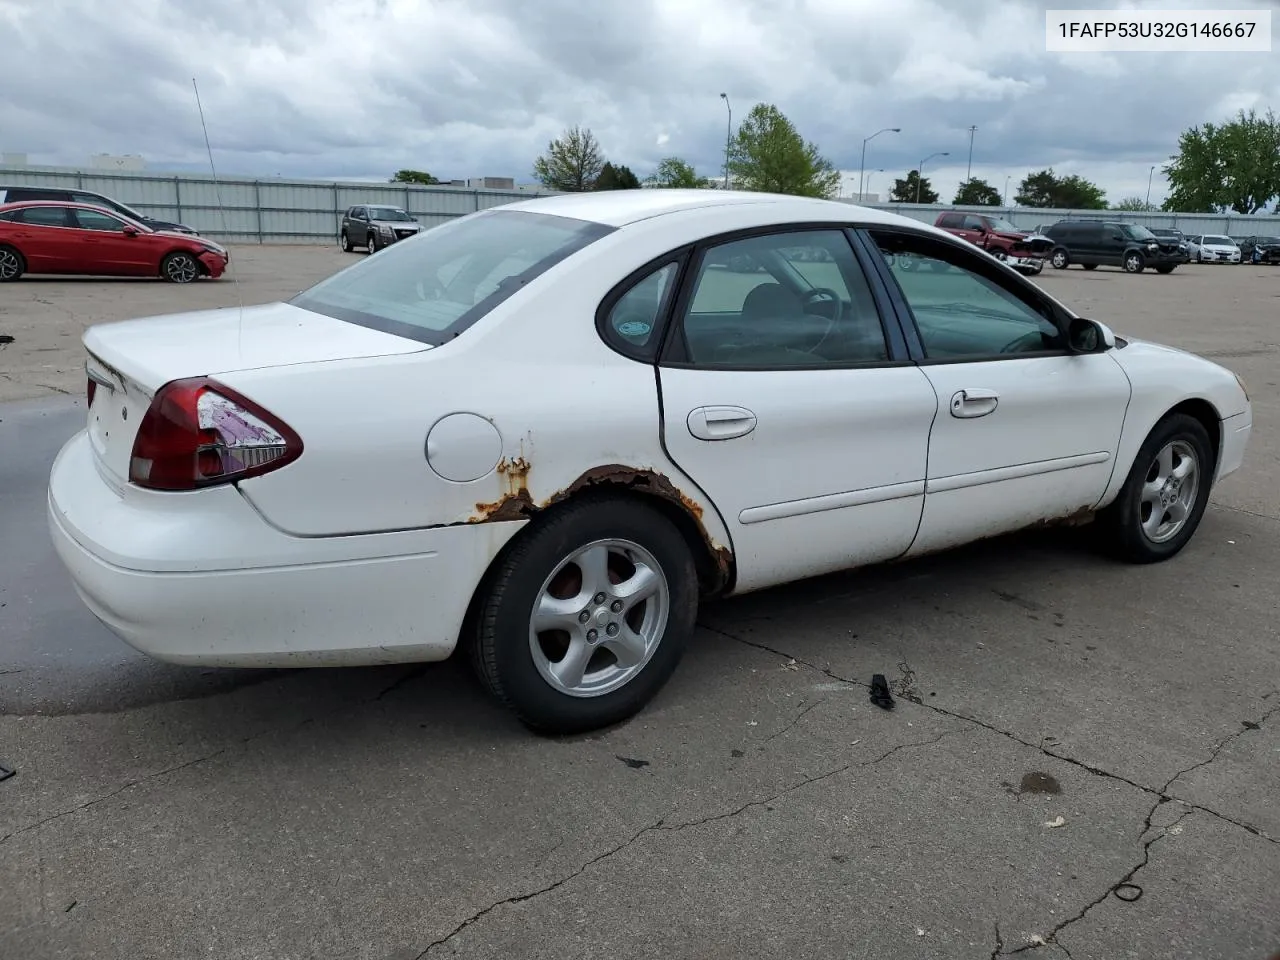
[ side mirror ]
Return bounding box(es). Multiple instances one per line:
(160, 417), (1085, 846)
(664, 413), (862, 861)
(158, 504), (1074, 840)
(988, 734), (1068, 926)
(122, 226), (139, 237)
(1067, 316), (1112, 353)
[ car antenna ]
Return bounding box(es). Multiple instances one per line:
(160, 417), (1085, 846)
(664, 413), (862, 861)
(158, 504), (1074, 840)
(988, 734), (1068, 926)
(192, 77), (245, 351)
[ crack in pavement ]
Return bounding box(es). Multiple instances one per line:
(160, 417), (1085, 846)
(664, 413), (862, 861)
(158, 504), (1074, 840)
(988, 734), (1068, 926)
(990, 922), (1005, 960)
(1006, 805), (1196, 955)
(701, 623), (1279, 843)
(0, 670), (424, 845)
(411, 730), (955, 957)
(763, 697), (825, 742)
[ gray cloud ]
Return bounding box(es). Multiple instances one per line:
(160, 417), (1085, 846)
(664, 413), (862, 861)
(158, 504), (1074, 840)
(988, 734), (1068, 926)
(0, 0), (1276, 205)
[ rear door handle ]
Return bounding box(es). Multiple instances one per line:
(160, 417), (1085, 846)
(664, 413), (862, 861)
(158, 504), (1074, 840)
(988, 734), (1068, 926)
(687, 405), (757, 441)
(950, 388), (999, 419)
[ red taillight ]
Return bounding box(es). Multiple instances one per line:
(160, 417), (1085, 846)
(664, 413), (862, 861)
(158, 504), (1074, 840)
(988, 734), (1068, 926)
(87, 377), (96, 406)
(128, 377), (303, 491)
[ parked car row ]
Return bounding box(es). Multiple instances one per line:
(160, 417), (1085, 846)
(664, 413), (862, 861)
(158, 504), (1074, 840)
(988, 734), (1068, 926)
(935, 212), (1280, 276)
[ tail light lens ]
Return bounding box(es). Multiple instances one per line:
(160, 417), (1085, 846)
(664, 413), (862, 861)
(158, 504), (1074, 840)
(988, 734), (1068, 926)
(129, 377), (303, 491)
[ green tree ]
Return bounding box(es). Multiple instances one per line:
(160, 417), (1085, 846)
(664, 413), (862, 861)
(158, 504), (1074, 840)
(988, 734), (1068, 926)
(646, 156), (710, 188)
(1164, 109), (1280, 214)
(1112, 196), (1155, 211)
(727, 103), (841, 198)
(889, 170), (938, 204)
(594, 162), (642, 190)
(390, 169), (439, 185)
(533, 125), (605, 192)
(953, 177), (1002, 205)
(1014, 168), (1107, 209)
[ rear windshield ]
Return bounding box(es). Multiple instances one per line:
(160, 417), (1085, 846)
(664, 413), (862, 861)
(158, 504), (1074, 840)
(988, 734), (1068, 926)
(292, 209), (614, 345)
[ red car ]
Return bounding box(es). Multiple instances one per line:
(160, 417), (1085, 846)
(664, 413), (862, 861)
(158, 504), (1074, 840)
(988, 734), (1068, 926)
(0, 200), (228, 283)
(934, 211), (1051, 275)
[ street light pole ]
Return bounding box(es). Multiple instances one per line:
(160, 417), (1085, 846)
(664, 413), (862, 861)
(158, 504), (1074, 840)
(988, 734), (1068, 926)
(966, 125), (977, 182)
(859, 127), (900, 202)
(1004, 175), (1011, 206)
(866, 168), (884, 200)
(719, 93), (732, 189)
(1145, 164), (1156, 208)
(916, 152), (949, 204)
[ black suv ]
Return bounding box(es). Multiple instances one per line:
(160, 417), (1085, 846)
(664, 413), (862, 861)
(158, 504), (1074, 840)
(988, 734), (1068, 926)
(1044, 219), (1182, 273)
(0, 185), (197, 234)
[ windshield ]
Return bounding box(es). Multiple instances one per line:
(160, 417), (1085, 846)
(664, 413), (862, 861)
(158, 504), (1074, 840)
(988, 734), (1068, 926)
(1122, 224), (1156, 240)
(291, 210), (614, 345)
(1257, 237), (1280, 245)
(1150, 229), (1180, 238)
(1203, 235), (1234, 246)
(985, 217), (1020, 233)
(368, 207), (413, 222)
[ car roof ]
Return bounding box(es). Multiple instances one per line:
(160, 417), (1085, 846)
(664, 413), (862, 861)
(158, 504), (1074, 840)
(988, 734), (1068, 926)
(498, 188), (925, 229)
(0, 199), (149, 224)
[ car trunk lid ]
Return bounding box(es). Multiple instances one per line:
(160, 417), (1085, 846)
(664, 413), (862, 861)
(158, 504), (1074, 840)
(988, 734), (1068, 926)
(82, 301), (427, 482)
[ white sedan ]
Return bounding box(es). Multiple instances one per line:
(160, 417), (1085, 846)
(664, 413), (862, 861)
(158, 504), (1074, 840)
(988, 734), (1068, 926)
(48, 191), (1253, 734)
(1188, 234), (1241, 264)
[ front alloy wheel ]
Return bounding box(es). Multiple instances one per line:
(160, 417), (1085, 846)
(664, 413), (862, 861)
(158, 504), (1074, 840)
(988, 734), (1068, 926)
(1124, 252), (1145, 273)
(1050, 249), (1069, 269)
(162, 252), (200, 284)
(471, 496), (698, 734)
(1095, 413), (1214, 563)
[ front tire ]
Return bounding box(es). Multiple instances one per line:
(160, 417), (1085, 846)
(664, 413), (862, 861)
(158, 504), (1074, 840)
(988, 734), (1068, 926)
(340, 231), (352, 252)
(1123, 251), (1146, 274)
(161, 251), (201, 284)
(1050, 248), (1070, 269)
(1155, 264), (1176, 274)
(0, 245), (25, 281)
(1095, 413), (1214, 564)
(367, 231), (379, 254)
(472, 496), (699, 735)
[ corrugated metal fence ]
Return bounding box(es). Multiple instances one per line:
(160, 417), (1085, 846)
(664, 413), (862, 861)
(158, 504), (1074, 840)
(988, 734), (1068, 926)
(3, 166), (1276, 244)
(0, 166), (556, 244)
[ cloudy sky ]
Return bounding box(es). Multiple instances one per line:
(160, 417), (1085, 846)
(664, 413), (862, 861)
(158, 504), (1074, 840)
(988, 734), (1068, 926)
(1, 0), (1277, 206)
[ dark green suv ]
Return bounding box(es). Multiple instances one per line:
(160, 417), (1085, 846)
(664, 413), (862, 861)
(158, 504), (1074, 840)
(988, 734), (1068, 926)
(1044, 219), (1182, 274)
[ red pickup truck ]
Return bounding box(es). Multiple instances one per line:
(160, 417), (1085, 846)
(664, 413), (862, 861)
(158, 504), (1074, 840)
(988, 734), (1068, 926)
(934, 212), (1052, 275)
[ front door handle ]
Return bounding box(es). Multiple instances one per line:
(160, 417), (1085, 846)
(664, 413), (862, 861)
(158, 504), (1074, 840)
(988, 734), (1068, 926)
(687, 405), (757, 441)
(950, 388), (999, 419)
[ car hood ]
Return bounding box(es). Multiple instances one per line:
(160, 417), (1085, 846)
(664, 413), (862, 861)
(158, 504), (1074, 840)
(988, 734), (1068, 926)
(82, 301), (428, 395)
(370, 219), (421, 228)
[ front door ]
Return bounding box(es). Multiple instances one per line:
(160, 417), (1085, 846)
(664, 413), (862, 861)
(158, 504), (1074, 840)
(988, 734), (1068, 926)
(863, 228), (1132, 556)
(71, 207), (150, 275)
(654, 226), (939, 594)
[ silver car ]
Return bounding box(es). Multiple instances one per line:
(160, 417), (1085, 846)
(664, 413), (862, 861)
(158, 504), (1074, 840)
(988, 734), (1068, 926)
(340, 204), (423, 253)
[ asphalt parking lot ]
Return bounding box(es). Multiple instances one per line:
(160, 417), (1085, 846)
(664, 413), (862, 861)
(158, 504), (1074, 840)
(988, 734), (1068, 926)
(1, 247), (1278, 960)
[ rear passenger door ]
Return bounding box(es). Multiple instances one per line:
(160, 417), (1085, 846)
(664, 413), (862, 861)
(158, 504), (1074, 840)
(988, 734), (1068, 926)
(654, 226), (939, 593)
(11, 205), (75, 271)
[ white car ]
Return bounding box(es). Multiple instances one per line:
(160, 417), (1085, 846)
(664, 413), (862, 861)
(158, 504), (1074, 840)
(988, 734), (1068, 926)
(1188, 234), (1241, 263)
(48, 191), (1253, 734)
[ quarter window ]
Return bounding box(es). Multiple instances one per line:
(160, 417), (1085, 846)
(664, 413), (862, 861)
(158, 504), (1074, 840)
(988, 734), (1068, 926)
(870, 231), (1063, 360)
(603, 260), (680, 353)
(677, 229), (888, 367)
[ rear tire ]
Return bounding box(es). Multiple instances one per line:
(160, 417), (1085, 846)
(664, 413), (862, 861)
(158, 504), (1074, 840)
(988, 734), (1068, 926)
(161, 251), (200, 284)
(1094, 413), (1214, 564)
(0, 245), (24, 281)
(471, 496), (699, 735)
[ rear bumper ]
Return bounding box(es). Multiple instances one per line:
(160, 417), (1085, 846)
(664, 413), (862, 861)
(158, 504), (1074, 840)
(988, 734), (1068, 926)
(47, 431), (510, 667)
